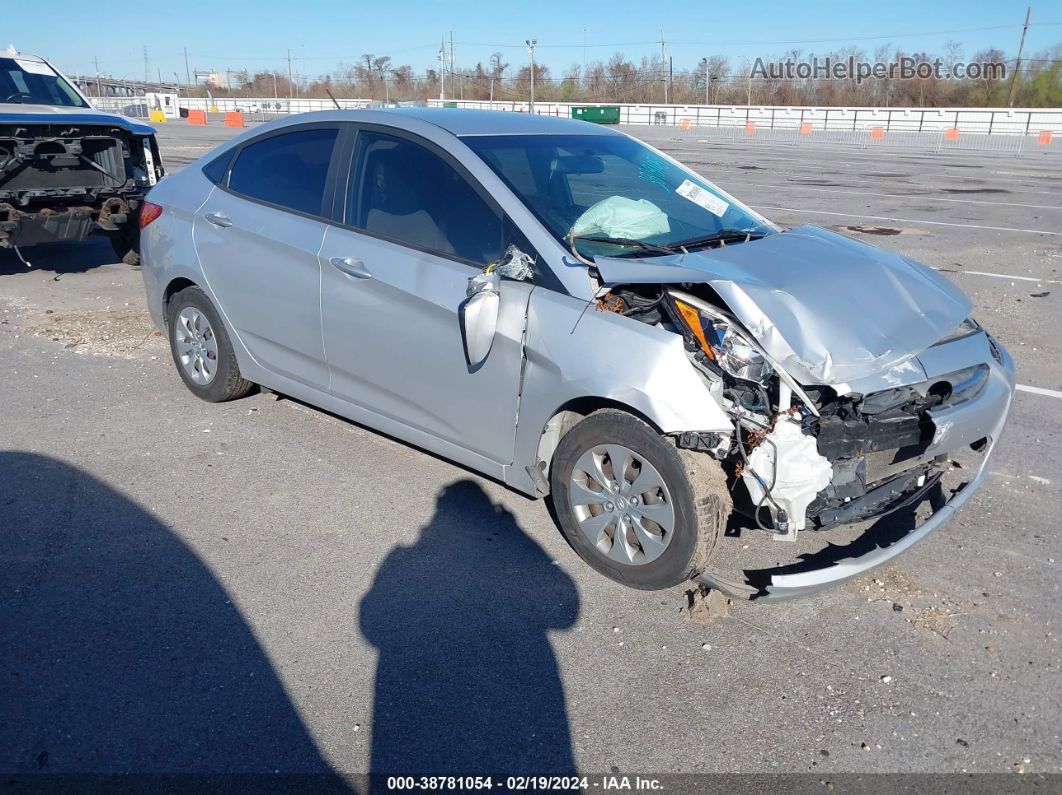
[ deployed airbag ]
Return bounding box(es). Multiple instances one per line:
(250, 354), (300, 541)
(571, 196), (670, 240)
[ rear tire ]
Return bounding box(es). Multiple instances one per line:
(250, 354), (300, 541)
(167, 286), (254, 402)
(549, 409), (731, 590)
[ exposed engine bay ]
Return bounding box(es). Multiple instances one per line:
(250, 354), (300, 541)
(0, 123), (162, 250)
(594, 281), (985, 541)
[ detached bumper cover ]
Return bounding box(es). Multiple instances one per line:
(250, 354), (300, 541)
(698, 340), (1015, 601)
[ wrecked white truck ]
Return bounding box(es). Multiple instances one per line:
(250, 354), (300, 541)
(138, 109), (1014, 601)
(0, 50), (163, 265)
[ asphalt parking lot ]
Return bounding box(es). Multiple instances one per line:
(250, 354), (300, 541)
(2, 118), (1059, 779)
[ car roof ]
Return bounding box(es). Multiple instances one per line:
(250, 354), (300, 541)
(273, 107), (621, 137)
(383, 108), (621, 137)
(1, 50), (46, 62)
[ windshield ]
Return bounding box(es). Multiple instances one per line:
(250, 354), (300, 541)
(464, 133), (775, 258)
(0, 57), (88, 108)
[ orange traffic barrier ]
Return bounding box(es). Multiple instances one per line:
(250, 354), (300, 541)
(680, 119), (691, 131)
(744, 122), (756, 133)
(187, 109), (207, 125)
(224, 111), (245, 128)
(1038, 130), (1053, 145)
(799, 123), (812, 135)
(944, 128), (960, 141)
(870, 126), (885, 141)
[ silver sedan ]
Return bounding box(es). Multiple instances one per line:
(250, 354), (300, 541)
(139, 109), (1014, 600)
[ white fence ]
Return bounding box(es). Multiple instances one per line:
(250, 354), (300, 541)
(676, 124), (1055, 156)
(90, 95), (1062, 135)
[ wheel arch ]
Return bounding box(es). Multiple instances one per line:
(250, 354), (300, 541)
(534, 396), (665, 483)
(163, 277), (199, 321)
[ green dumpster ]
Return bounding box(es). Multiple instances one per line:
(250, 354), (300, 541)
(571, 106), (621, 124)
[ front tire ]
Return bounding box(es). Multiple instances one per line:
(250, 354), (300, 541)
(549, 409), (731, 590)
(167, 286), (254, 402)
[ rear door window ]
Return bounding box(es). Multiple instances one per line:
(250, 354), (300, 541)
(229, 127), (338, 216)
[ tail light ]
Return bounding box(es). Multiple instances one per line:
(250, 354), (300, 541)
(139, 200), (163, 228)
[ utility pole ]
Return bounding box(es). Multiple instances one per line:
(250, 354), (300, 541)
(526, 39), (537, 113)
(286, 49), (293, 100)
(439, 38), (446, 101)
(94, 56), (101, 98)
(143, 45), (150, 84)
(659, 31), (667, 103)
(1007, 6), (1031, 108)
(705, 58), (710, 105)
(184, 47), (191, 86)
(449, 32), (456, 103)
(489, 76), (495, 102)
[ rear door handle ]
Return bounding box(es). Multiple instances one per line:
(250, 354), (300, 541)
(204, 212), (232, 228)
(329, 256), (372, 280)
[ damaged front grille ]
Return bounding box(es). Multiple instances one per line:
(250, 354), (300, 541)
(0, 124), (145, 207)
(0, 123), (153, 248)
(803, 374), (974, 529)
(0, 133), (125, 196)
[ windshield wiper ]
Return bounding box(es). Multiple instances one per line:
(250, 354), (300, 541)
(570, 234), (675, 255)
(669, 228), (767, 250)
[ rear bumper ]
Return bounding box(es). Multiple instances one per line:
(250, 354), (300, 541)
(698, 338), (1015, 601)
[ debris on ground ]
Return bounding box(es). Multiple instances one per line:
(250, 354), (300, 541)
(865, 567), (967, 639)
(31, 309), (165, 360)
(684, 585), (731, 624)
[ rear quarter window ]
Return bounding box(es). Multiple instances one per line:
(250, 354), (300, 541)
(202, 148), (236, 186)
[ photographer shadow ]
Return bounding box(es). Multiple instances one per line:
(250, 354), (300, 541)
(0, 451), (340, 781)
(359, 479), (580, 776)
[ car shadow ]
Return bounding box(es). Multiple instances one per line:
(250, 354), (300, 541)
(0, 451), (344, 784)
(359, 479), (580, 775)
(0, 237), (119, 276)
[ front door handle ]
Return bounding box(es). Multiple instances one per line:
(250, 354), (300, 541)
(329, 256), (372, 279)
(204, 211), (232, 228)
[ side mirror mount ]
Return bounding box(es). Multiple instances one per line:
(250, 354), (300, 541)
(460, 270), (501, 369)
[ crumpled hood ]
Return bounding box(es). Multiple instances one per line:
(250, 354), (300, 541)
(594, 225), (972, 386)
(0, 103), (156, 135)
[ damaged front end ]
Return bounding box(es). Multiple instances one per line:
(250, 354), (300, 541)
(592, 260), (1014, 600)
(0, 121), (162, 253)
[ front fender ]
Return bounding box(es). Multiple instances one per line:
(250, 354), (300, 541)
(507, 289), (731, 494)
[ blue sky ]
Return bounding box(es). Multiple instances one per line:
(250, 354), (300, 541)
(8, 0), (1060, 83)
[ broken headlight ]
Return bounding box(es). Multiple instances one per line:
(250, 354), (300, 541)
(669, 296), (774, 385)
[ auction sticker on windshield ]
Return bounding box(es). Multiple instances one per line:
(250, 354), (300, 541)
(675, 179), (729, 217)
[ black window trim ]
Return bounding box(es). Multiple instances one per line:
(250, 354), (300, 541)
(201, 120), (564, 294)
(215, 122), (349, 223)
(329, 122), (543, 276)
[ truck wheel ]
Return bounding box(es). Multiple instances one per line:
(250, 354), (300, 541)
(110, 225), (140, 266)
(549, 409), (732, 590)
(167, 286), (254, 402)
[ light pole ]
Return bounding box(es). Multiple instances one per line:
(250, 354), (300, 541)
(525, 39), (537, 113)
